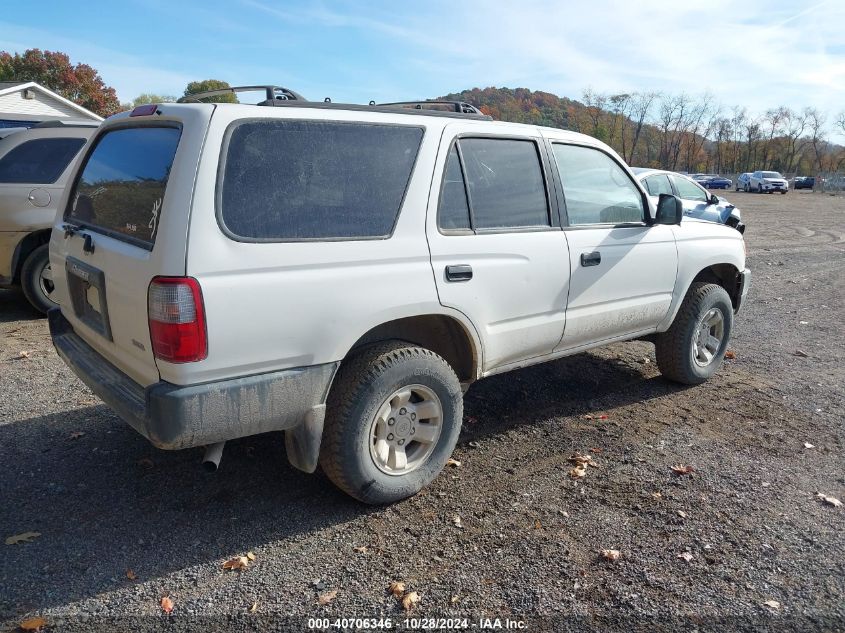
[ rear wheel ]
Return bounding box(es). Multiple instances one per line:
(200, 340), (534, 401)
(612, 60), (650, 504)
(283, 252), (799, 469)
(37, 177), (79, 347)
(320, 341), (463, 504)
(20, 244), (57, 315)
(655, 283), (733, 385)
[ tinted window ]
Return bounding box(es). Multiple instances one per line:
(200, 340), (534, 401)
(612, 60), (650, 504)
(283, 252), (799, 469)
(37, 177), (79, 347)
(459, 138), (549, 230)
(67, 126), (181, 247)
(0, 137), (86, 184)
(671, 175), (708, 202)
(220, 120), (423, 240)
(552, 144), (643, 225)
(438, 145), (471, 230)
(644, 174), (673, 196)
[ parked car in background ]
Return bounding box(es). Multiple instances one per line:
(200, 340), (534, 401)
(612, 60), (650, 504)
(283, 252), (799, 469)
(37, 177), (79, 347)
(702, 174), (732, 189)
(0, 119), (98, 312)
(792, 176), (815, 190)
(750, 170), (788, 194)
(736, 173), (752, 192)
(48, 89), (749, 504)
(633, 168), (744, 233)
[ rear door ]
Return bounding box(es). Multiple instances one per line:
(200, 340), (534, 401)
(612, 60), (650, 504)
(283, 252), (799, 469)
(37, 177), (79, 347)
(49, 108), (212, 387)
(426, 124), (571, 372)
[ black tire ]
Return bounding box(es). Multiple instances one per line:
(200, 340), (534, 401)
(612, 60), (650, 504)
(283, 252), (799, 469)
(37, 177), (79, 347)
(320, 340), (463, 504)
(20, 244), (57, 315)
(655, 282), (733, 385)
(757, 184), (763, 193)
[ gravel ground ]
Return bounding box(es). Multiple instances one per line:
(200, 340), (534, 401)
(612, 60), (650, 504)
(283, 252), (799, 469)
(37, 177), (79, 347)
(1, 191), (843, 632)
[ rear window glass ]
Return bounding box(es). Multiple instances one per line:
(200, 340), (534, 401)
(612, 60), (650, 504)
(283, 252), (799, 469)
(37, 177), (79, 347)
(0, 137), (86, 184)
(67, 126), (181, 247)
(219, 120), (424, 240)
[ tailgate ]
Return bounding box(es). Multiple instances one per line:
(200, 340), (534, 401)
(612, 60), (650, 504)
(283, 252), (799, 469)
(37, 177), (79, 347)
(49, 108), (211, 387)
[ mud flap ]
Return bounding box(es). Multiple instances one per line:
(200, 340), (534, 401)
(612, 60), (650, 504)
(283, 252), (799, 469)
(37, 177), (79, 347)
(285, 405), (326, 473)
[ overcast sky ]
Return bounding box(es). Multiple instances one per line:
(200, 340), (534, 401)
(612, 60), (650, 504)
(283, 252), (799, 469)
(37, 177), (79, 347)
(2, 0), (844, 136)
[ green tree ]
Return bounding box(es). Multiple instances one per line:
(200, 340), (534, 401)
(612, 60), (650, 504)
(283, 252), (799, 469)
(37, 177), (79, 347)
(133, 93), (178, 105)
(183, 79), (237, 103)
(0, 48), (120, 117)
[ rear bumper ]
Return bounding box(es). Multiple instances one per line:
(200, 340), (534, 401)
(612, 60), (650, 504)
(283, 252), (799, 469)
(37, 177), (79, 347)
(736, 268), (751, 313)
(49, 310), (339, 469)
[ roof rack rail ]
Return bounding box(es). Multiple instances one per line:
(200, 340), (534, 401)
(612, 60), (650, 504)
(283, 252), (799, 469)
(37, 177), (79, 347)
(177, 85), (306, 105)
(378, 100), (485, 115)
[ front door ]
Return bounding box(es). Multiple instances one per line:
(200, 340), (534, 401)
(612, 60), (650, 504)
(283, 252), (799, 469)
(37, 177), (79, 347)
(426, 126), (571, 372)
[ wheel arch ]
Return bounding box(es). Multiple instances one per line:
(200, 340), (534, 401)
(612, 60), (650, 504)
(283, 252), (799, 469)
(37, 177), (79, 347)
(11, 229), (51, 284)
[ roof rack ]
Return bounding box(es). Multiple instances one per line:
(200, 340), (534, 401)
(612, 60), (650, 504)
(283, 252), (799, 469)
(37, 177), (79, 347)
(177, 85), (306, 105)
(378, 100), (485, 115)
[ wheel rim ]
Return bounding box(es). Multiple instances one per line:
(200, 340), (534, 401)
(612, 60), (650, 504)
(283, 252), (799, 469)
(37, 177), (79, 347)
(37, 261), (57, 304)
(692, 308), (725, 367)
(368, 384), (443, 476)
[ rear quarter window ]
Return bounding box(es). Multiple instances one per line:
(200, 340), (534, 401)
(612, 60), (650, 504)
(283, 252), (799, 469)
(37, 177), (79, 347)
(66, 126), (182, 248)
(218, 119), (424, 241)
(0, 137), (86, 184)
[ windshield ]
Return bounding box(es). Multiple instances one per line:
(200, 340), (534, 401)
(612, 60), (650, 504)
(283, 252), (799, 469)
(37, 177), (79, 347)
(762, 171), (783, 179)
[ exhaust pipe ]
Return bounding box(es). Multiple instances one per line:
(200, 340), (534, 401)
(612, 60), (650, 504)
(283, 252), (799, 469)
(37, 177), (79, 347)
(202, 442), (225, 472)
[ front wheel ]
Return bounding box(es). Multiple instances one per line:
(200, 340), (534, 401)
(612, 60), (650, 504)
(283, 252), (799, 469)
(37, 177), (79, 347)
(655, 283), (733, 385)
(20, 244), (58, 315)
(320, 341), (463, 504)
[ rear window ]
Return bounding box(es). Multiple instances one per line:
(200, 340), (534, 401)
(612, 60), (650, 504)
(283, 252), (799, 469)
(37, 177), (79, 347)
(219, 120), (424, 240)
(0, 137), (86, 184)
(67, 126), (181, 248)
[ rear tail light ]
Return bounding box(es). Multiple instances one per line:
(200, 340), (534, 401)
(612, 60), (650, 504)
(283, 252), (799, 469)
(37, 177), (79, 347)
(148, 277), (207, 363)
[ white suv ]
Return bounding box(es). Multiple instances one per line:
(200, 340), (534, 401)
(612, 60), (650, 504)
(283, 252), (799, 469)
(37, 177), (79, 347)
(750, 170), (788, 194)
(48, 89), (750, 503)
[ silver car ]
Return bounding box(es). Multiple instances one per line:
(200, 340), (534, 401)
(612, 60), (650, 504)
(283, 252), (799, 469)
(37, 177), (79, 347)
(633, 168), (744, 233)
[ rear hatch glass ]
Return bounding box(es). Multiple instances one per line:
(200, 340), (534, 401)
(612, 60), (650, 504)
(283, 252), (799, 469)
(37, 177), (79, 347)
(66, 126), (181, 249)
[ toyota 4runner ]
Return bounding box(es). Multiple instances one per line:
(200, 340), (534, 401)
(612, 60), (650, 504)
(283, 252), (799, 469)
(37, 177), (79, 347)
(49, 87), (750, 503)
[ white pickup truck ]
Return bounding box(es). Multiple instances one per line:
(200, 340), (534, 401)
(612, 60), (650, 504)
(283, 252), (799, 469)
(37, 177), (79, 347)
(48, 89), (750, 503)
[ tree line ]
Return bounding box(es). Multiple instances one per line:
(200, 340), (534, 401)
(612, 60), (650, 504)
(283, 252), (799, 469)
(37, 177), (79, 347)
(444, 87), (845, 176)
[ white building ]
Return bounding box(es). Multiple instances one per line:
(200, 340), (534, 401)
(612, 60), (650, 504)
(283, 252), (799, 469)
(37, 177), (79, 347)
(0, 81), (103, 129)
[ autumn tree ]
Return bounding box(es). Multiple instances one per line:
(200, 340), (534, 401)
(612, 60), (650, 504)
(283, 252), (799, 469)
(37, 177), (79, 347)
(183, 79), (237, 103)
(0, 48), (120, 117)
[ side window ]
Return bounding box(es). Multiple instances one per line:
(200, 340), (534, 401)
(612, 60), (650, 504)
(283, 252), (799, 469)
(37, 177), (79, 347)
(671, 176), (708, 202)
(438, 146), (471, 230)
(458, 138), (549, 230)
(0, 137), (86, 184)
(644, 174), (673, 196)
(552, 144), (644, 225)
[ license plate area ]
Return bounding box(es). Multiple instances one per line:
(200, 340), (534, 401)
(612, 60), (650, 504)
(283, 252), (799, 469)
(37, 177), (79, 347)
(66, 256), (113, 342)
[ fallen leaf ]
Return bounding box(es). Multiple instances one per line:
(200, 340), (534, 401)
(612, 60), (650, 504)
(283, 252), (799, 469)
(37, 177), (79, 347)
(651, 492), (662, 500)
(69, 431), (85, 440)
(569, 464), (587, 479)
(451, 515), (463, 529)
(450, 595), (460, 604)
(763, 600), (781, 610)
(446, 458), (461, 467)
(249, 601), (258, 613)
(222, 556), (250, 571)
(15, 350), (32, 359)
(803, 442), (815, 449)
(353, 545), (368, 553)
(793, 349), (809, 358)
(19, 616), (47, 631)
(5, 532), (40, 545)
(724, 350), (736, 359)
(136, 457), (154, 469)
(671, 465), (694, 475)
(534, 519), (542, 530)
(816, 493), (842, 508)
(568, 452), (593, 465)
(317, 589), (338, 605)
(160, 596), (174, 614)
(402, 591), (420, 611)
(677, 552), (693, 562)
(678, 510), (687, 519)
(388, 581), (406, 598)
(590, 447), (603, 454)
(126, 569), (137, 580)
(601, 549), (621, 561)
(246, 551), (256, 561)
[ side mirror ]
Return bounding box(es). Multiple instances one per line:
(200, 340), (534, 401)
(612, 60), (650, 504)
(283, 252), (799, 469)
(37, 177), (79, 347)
(709, 194), (719, 205)
(655, 194), (684, 225)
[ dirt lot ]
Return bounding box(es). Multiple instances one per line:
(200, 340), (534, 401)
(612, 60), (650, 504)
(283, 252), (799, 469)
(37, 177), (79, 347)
(1, 190), (843, 632)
